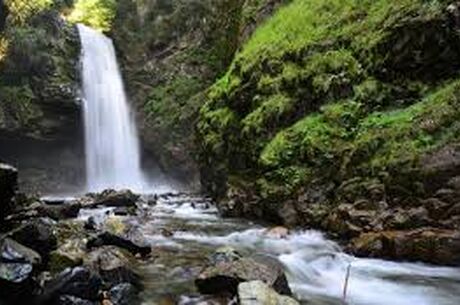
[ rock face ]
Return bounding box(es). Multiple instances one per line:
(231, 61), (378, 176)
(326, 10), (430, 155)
(0, 2), (84, 194)
(238, 281), (299, 305)
(0, 163), (18, 223)
(195, 247), (291, 296)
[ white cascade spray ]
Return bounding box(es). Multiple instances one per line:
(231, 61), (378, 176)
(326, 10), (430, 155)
(78, 24), (145, 192)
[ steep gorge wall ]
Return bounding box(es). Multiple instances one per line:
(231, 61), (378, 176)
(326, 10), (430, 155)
(0, 0), (84, 193)
(197, 0), (460, 263)
(111, 0), (287, 187)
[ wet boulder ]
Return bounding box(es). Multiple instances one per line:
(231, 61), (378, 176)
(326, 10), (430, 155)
(109, 283), (140, 305)
(49, 239), (86, 274)
(91, 189), (140, 208)
(38, 202), (82, 220)
(264, 227), (290, 239)
(86, 232), (151, 257)
(42, 267), (102, 302)
(84, 246), (140, 287)
(238, 281), (299, 305)
(11, 217), (58, 262)
(0, 238), (41, 302)
(57, 295), (97, 305)
(8, 201), (82, 222)
(0, 163), (18, 223)
(195, 248), (291, 297)
(349, 228), (460, 266)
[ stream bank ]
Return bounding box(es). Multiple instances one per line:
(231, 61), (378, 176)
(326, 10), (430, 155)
(2, 164), (460, 305)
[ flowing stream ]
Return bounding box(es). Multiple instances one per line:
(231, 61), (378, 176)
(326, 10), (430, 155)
(78, 24), (146, 192)
(76, 24), (460, 305)
(81, 194), (460, 305)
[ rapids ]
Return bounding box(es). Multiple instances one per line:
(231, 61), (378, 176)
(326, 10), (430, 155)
(79, 194), (460, 305)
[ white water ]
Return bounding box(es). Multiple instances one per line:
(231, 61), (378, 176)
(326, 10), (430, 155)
(136, 195), (460, 305)
(78, 24), (146, 192)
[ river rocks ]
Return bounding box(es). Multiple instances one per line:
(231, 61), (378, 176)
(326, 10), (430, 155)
(84, 246), (140, 287)
(49, 239), (86, 274)
(0, 163), (18, 223)
(349, 228), (460, 266)
(86, 232), (151, 257)
(109, 283), (140, 305)
(57, 295), (97, 305)
(43, 267), (102, 302)
(0, 238), (41, 302)
(10, 217), (58, 262)
(264, 227), (289, 239)
(196, 248), (291, 297)
(238, 281), (299, 305)
(90, 190), (140, 208)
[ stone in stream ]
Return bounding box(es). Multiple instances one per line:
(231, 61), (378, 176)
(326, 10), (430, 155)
(264, 227), (290, 239)
(86, 232), (151, 256)
(10, 217), (58, 263)
(90, 189), (140, 208)
(0, 238), (41, 302)
(84, 246), (141, 287)
(7, 201), (82, 222)
(238, 281), (300, 305)
(109, 283), (140, 305)
(49, 239), (86, 274)
(196, 248), (292, 297)
(57, 295), (98, 305)
(41, 266), (102, 302)
(0, 163), (18, 223)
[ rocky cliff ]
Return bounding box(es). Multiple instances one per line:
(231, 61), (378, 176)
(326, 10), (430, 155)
(0, 0), (84, 193)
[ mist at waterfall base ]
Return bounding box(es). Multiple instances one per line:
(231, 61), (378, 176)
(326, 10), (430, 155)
(78, 24), (172, 193)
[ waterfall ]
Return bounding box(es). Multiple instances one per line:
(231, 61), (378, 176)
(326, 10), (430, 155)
(78, 24), (146, 192)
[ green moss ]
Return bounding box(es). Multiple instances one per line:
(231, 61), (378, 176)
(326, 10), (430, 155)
(242, 94), (293, 135)
(146, 75), (203, 133)
(260, 101), (361, 168)
(0, 85), (41, 128)
(260, 80), (460, 187)
(198, 107), (238, 154)
(198, 0), (460, 202)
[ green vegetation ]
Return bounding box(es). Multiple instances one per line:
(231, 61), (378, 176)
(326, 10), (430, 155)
(0, 0), (80, 134)
(68, 0), (117, 32)
(197, 0), (460, 203)
(4, 0), (53, 24)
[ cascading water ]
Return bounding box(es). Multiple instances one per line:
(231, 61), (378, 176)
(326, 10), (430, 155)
(78, 24), (146, 192)
(77, 194), (460, 305)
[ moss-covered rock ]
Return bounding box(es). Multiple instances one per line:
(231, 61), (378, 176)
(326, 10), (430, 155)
(196, 0), (460, 264)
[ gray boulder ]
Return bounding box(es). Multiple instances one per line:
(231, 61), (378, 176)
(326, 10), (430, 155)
(196, 247), (291, 297)
(0, 163), (18, 223)
(238, 281), (300, 305)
